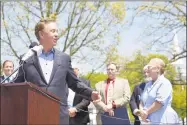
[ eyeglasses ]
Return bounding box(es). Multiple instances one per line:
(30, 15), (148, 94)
(107, 68), (116, 71)
(148, 65), (158, 70)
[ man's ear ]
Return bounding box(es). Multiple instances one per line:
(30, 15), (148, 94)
(39, 31), (43, 39)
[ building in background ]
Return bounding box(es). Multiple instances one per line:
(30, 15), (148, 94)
(171, 30), (186, 84)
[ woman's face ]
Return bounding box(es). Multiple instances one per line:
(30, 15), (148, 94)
(3, 61), (14, 76)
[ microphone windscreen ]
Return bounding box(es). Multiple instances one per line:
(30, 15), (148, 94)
(29, 42), (38, 49)
(32, 45), (43, 56)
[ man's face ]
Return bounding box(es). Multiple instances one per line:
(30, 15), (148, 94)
(3, 61), (14, 76)
(107, 64), (117, 79)
(143, 69), (149, 78)
(73, 68), (79, 76)
(148, 64), (159, 80)
(40, 22), (58, 47)
(143, 68), (152, 82)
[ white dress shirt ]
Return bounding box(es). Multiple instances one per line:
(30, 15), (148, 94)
(67, 88), (75, 107)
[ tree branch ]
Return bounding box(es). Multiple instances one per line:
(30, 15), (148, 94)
(39, 1), (44, 18)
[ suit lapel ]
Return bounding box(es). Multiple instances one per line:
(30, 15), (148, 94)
(48, 49), (61, 84)
(2, 76), (5, 80)
(1, 76), (5, 83)
(102, 80), (107, 103)
(32, 55), (48, 84)
(113, 78), (119, 99)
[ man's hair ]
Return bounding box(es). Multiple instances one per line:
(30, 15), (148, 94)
(2, 60), (14, 68)
(73, 68), (79, 71)
(149, 58), (165, 74)
(106, 62), (119, 71)
(35, 18), (56, 40)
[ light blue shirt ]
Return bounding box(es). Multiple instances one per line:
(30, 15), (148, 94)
(141, 75), (179, 124)
(38, 49), (54, 84)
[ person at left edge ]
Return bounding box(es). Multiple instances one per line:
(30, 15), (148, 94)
(0, 60), (14, 83)
(14, 18), (101, 125)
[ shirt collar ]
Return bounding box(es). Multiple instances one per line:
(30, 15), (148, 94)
(3, 73), (8, 78)
(107, 78), (115, 84)
(3, 74), (12, 80)
(41, 48), (54, 55)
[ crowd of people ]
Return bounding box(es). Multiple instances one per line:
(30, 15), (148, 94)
(1, 18), (180, 125)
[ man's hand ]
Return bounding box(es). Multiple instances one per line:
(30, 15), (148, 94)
(91, 91), (101, 103)
(139, 109), (148, 121)
(106, 104), (114, 116)
(134, 109), (141, 116)
(138, 116), (150, 123)
(106, 104), (113, 111)
(108, 109), (114, 116)
(68, 107), (77, 117)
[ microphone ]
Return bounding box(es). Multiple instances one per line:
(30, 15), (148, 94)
(19, 42), (38, 63)
(29, 42), (38, 49)
(21, 45), (43, 62)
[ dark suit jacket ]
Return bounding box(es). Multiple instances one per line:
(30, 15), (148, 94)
(69, 77), (90, 125)
(0, 75), (11, 83)
(0, 75), (5, 83)
(14, 48), (93, 125)
(129, 82), (146, 125)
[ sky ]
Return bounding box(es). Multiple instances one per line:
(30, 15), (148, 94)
(1, 1), (186, 76)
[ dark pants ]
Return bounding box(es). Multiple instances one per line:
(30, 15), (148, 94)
(69, 117), (88, 125)
(101, 107), (131, 125)
(134, 116), (140, 125)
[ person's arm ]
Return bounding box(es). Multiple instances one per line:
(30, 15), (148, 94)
(130, 85), (140, 116)
(74, 80), (91, 111)
(113, 79), (131, 108)
(140, 101), (162, 121)
(94, 101), (107, 112)
(93, 82), (107, 112)
(145, 101), (162, 115)
(66, 56), (93, 101)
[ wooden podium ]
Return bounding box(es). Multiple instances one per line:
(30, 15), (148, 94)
(0, 82), (60, 124)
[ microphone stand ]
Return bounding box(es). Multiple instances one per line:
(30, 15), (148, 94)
(0, 62), (24, 84)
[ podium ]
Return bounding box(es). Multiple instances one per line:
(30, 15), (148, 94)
(0, 82), (60, 124)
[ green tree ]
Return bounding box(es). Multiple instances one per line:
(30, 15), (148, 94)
(83, 72), (107, 88)
(172, 85), (186, 125)
(1, 1), (126, 72)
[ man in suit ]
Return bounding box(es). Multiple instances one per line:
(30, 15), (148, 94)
(14, 18), (101, 125)
(68, 67), (90, 125)
(129, 65), (151, 125)
(94, 62), (131, 125)
(1, 60), (14, 83)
